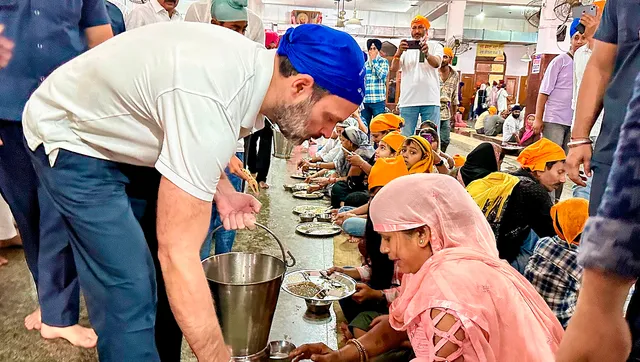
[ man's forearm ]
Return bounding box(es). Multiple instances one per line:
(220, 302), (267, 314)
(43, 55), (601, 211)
(427, 55), (440, 68)
(535, 93), (548, 121)
(577, 269), (634, 314)
(390, 57), (400, 74)
(157, 177), (229, 361)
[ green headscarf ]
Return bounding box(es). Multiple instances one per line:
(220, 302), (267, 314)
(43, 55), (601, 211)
(211, 0), (248, 22)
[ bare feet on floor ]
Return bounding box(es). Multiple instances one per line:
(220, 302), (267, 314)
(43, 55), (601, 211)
(40, 324), (98, 348)
(24, 308), (42, 331)
(259, 181), (269, 189)
(339, 322), (354, 344)
(0, 255), (7, 266)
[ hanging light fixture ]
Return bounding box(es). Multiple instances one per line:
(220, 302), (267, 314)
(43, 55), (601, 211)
(345, 0), (362, 29)
(476, 2), (485, 19)
(521, 46), (532, 62)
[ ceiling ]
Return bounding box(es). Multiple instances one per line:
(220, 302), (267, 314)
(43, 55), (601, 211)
(464, 3), (538, 19)
(262, 0), (425, 13)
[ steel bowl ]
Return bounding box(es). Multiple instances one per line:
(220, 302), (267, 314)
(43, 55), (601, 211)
(299, 213), (315, 223)
(269, 340), (296, 361)
(305, 299), (332, 315)
(316, 213), (332, 223)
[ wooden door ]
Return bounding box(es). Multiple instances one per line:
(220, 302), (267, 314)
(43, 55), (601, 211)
(460, 74), (476, 120)
(505, 76), (518, 107)
(518, 75), (528, 107)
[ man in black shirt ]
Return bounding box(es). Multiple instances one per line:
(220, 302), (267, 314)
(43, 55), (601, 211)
(467, 139), (566, 273)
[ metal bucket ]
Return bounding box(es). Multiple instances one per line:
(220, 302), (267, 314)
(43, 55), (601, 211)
(202, 223), (296, 361)
(272, 126), (294, 159)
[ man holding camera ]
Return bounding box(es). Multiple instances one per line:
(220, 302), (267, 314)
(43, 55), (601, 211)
(390, 15), (444, 136)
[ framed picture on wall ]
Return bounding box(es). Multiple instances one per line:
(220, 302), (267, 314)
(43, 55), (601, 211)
(290, 10), (323, 24)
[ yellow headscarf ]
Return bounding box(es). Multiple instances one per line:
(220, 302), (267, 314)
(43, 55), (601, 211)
(551, 198), (589, 245)
(380, 131), (406, 153)
(370, 113), (404, 133)
(488, 106), (498, 115)
(517, 138), (566, 172)
(443, 47), (454, 58)
(411, 15), (431, 29)
(466, 172), (521, 222)
(368, 156), (410, 190)
(405, 136), (434, 174)
(453, 154), (466, 167)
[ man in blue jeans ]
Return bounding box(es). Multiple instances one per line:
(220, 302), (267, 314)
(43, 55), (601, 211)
(22, 23), (365, 361)
(361, 39), (389, 126)
(0, 1), (112, 348)
(389, 15), (444, 136)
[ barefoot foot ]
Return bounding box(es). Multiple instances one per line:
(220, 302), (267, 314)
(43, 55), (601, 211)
(338, 322), (354, 344)
(24, 308), (42, 331)
(40, 323), (98, 348)
(259, 181), (269, 189)
(0, 255), (7, 266)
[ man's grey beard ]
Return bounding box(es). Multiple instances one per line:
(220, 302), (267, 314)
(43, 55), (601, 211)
(266, 97), (316, 145)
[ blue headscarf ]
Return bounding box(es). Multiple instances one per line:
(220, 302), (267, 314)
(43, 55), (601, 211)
(277, 24), (366, 106)
(569, 18), (581, 38)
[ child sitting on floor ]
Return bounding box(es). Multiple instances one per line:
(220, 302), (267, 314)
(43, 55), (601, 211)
(524, 198), (589, 328)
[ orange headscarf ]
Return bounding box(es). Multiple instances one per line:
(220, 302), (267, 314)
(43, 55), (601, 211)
(488, 106), (498, 115)
(453, 154), (466, 167)
(411, 15), (431, 29)
(370, 113), (404, 133)
(380, 131), (406, 153)
(443, 47), (454, 58)
(551, 198), (589, 245)
(458, 106), (465, 113)
(405, 136), (433, 174)
(368, 156), (410, 190)
(517, 138), (566, 172)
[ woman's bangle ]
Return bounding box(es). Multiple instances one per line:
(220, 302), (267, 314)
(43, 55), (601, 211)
(570, 136), (591, 141)
(347, 339), (369, 362)
(567, 139), (593, 148)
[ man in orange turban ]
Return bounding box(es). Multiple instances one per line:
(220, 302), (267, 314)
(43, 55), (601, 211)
(524, 198), (588, 327)
(390, 13), (444, 138)
(369, 113), (404, 144)
(517, 138), (566, 195)
(439, 46), (459, 151)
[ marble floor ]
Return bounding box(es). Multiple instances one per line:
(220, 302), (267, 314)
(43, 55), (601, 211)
(0, 136), (573, 361)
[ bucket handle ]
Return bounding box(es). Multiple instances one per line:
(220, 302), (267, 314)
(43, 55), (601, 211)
(209, 223), (296, 268)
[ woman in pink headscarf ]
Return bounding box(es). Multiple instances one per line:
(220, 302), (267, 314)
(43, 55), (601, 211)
(291, 174), (563, 362)
(265, 30), (279, 49)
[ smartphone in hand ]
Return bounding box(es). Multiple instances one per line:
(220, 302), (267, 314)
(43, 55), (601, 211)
(406, 40), (421, 49)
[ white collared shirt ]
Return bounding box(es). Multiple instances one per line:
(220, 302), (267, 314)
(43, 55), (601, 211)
(23, 23), (274, 202)
(125, 0), (183, 30)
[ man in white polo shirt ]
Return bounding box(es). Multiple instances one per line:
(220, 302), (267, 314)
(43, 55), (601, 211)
(390, 15), (444, 136)
(23, 22), (365, 362)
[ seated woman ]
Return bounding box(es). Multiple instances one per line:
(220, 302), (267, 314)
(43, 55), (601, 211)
(308, 127), (374, 208)
(454, 107), (467, 129)
(291, 174), (564, 362)
(451, 142), (504, 187)
(346, 113), (404, 176)
(415, 127), (454, 170)
(524, 198), (589, 328)
(329, 157), (409, 330)
(338, 132), (406, 239)
(518, 114), (540, 147)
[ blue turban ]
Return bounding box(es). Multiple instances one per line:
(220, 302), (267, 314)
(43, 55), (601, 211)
(277, 24), (366, 106)
(569, 18), (581, 37)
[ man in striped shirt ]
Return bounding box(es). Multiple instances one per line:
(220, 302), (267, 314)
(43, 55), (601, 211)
(361, 39), (389, 126)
